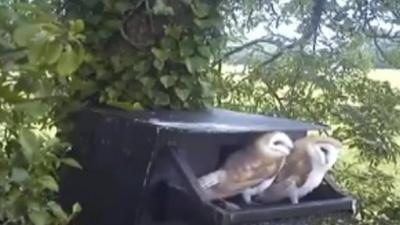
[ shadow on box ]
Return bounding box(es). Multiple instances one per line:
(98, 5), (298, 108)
(58, 107), (356, 225)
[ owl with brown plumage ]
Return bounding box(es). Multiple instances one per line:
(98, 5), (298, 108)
(255, 136), (343, 204)
(198, 132), (294, 207)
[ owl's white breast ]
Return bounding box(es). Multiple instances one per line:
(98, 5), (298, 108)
(297, 168), (327, 198)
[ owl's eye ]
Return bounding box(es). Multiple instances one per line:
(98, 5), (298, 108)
(273, 140), (285, 146)
(320, 146), (329, 155)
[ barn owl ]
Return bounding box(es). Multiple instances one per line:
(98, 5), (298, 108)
(255, 136), (343, 204)
(197, 132), (294, 207)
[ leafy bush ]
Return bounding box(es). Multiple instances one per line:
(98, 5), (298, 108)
(335, 162), (400, 225)
(1, 2), (86, 225)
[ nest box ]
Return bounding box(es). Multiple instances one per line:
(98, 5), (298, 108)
(59, 107), (357, 225)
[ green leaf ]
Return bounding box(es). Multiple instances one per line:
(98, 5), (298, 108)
(48, 201), (68, 221)
(0, 85), (24, 102)
(14, 101), (49, 119)
(0, 109), (8, 123)
(151, 48), (168, 62)
(199, 78), (213, 98)
(38, 175), (59, 192)
(72, 203), (82, 214)
(209, 37), (225, 52)
(56, 44), (82, 76)
(191, 0), (210, 18)
(45, 41), (63, 64)
(13, 3), (39, 13)
(13, 24), (41, 47)
(153, 0), (174, 15)
(108, 101), (134, 111)
(11, 167), (30, 183)
(197, 45), (212, 58)
(139, 77), (156, 88)
(28, 201), (41, 211)
(160, 75), (178, 88)
(175, 88), (190, 101)
(27, 38), (47, 64)
(179, 38), (195, 57)
(29, 210), (50, 225)
(161, 37), (177, 52)
(165, 25), (182, 40)
(180, 76), (195, 87)
(154, 91), (170, 106)
(61, 158), (82, 169)
(69, 19), (85, 33)
(41, 23), (62, 34)
(14, 3), (57, 22)
(134, 60), (152, 74)
(106, 86), (119, 99)
(184, 56), (208, 73)
(76, 42), (86, 63)
(153, 60), (165, 71)
(18, 128), (40, 163)
(104, 19), (122, 30)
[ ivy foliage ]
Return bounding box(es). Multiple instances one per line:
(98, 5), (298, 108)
(63, 0), (225, 110)
(1, 0), (225, 224)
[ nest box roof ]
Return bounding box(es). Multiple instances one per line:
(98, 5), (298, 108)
(90, 107), (327, 133)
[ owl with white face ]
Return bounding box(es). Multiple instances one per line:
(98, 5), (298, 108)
(255, 135), (343, 204)
(197, 131), (294, 207)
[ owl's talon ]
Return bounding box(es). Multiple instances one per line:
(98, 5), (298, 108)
(223, 201), (241, 210)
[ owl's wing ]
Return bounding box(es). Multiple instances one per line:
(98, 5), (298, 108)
(197, 149), (250, 190)
(198, 149), (261, 191)
(273, 148), (311, 187)
(198, 169), (227, 189)
(208, 150), (282, 198)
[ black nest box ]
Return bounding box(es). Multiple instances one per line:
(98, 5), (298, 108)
(59, 107), (356, 225)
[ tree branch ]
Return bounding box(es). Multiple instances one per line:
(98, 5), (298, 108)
(263, 81), (286, 113)
(212, 37), (279, 66)
(256, 0), (326, 68)
(372, 36), (397, 68)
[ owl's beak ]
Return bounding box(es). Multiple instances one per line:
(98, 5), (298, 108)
(275, 145), (291, 156)
(285, 141), (294, 150)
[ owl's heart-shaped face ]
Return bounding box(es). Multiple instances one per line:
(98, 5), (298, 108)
(255, 132), (294, 157)
(308, 138), (342, 169)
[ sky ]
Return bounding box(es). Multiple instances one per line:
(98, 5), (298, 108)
(242, 0), (400, 43)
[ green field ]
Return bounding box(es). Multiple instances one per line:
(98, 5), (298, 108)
(369, 69), (400, 88)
